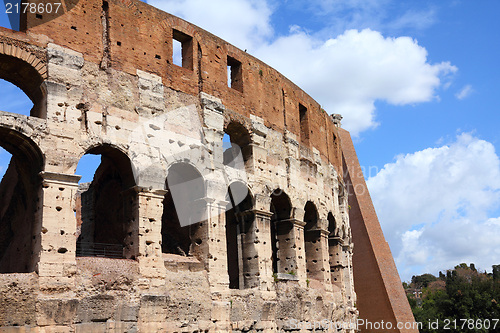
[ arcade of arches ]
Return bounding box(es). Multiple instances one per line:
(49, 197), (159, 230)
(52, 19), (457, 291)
(0, 130), (351, 294)
(0, 28), (363, 331)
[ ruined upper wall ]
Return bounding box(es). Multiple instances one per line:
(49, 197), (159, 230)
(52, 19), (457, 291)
(22, 0), (341, 171)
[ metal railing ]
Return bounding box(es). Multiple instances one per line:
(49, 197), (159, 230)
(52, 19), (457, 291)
(76, 242), (124, 259)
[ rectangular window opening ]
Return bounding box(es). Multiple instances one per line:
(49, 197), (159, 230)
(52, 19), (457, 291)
(299, 103), (309, 143)
(227, 56), (243, 92)
(172, 29), (193, 70)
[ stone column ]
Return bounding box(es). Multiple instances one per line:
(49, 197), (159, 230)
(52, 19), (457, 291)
(253, 209), (274, 289)
(290, 218), (307, 287)
(194, 197), (229, 289)
(133, 186), (167, 289)
(317, 227), (333, 291)
(37, 171), (80, 287)
(273, 218), (307, 287)
(304, 217), (334, 290)
(343, 242), (355, 306)
(235, 209), (256, 289)
(329, 236), (344, 292)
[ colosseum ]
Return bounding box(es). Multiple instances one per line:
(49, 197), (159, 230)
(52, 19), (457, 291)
(0, 0), (416, 332)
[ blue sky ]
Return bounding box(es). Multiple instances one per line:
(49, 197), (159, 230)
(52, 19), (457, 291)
(1, 0), (500, 281)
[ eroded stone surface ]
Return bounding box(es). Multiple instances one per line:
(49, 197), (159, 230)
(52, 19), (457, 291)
(0, 0), (363, 331)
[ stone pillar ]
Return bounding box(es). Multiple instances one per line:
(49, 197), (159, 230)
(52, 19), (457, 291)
(318, 228), (333, 291)
(236, 209), (257, 289)
(253, 209), (274, 289)
(273, 218), (307, 287)
(37, 171), (81, 287)
(133, 187), (167, 289)
(329, 236), (344, 292)
(305, 218), (333, 290)
(290, 218), (307, 287)
(343, 242), (355, 306)
(196, 198), (229, 289)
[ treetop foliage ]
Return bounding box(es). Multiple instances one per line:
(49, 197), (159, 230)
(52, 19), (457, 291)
(406, 263), (500, 333)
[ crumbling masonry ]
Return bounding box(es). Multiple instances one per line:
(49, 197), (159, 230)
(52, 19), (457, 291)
(0, 0), (416, 332)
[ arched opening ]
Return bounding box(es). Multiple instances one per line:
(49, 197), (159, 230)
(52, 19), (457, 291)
(304, 201), (321, 280)
(0, 79), (33, 116)
(224, 121), (252, 169)
(270, 189), (294, 274)
(0, 52), (46, 118)
(76, 145), (136, 259)
(0, 127), (43, 273)
(161, 163), (205, 256)
(0, 148), (10, 179)
(328, 212), (343, 287)
(225, 182), (256, 289)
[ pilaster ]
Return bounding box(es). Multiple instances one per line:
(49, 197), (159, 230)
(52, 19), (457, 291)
(132, 186), (167, 289)
(253, 209), (274, 289)
(199, 197), (230, 289)
(318, 227), (333, 291)
(37, 171), (81, 287)
(291, 218), (307, 287)
(329, 235), (344, 292)
(274, 218), (307, 287)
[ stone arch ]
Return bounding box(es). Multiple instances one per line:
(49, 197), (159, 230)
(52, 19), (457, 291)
(0, 125), (44, 172)
(269, 188), (294, 274)
(0, 42), (47, 117)
(162, 149), (207, 185)
(161, 162), (206, 256)
(76, 144), (137, 259)
(225, 181), (256, 289)
(224, 121), (252, 168)
(0, 126), (44, 273)
(304, 201), (322, 280)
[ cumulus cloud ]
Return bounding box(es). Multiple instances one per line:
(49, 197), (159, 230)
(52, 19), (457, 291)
(148, 0), (273, 51)
(388, 8), (437, 32)
(149, 0), (456, 136)
(309, 0), (437, 34)
(254, 28), (456, 135)
(367, 133), (500, 280)
(455, 84), (473, 100)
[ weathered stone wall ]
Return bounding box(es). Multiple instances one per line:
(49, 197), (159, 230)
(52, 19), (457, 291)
(0, 0), (358, 331)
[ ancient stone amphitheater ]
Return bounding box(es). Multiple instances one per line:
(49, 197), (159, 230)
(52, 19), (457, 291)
(0, 0), (416, 332)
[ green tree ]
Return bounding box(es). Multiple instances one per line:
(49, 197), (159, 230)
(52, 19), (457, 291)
(412, 273), (438, 288)
(409, 264), (500, 333)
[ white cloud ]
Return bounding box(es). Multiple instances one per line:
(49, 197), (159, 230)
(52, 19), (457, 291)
(455, 84), (473, 100)
(486, 217), (500, 227)
(388, 8), (437, 31)
(148, 0), (273, 51)
(314, 1), (437, 34)
(398, 229), (428, 266)
(255, 28), (456, 136)
(149, 0), (456, 137)
(367, 133), (500, 280)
